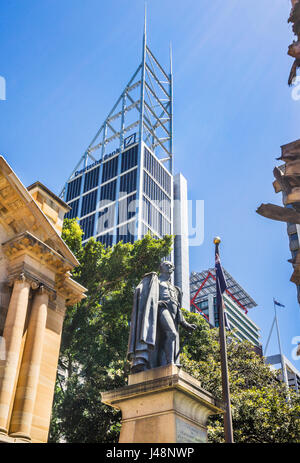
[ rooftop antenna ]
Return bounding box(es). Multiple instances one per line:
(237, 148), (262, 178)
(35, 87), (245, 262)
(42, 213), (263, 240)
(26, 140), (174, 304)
(144, 2), (147, 41)
(169, 41), (173, 173)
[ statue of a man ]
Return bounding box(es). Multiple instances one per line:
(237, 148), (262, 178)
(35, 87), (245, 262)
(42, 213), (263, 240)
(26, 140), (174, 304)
(127, 261), (196, 374)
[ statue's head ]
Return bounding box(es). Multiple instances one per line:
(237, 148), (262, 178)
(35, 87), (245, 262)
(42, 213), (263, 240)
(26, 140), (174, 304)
(159, 261), (175, 276)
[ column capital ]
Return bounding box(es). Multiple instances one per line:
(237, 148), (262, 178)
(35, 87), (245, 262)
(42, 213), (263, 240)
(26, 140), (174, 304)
(8, 271), (56, 301)
(36, 284), (53, 299)
(8, 271), (31, 287)
(33, 284), (56, 302)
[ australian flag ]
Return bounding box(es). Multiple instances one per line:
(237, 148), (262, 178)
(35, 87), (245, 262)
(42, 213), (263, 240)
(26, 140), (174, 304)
(215, 253), (231, 330)
(273, 299), (285, 308)
(215, 253), (227, 307)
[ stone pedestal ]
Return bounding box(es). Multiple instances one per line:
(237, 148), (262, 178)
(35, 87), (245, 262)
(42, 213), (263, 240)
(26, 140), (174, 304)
(101, 364), (224, 443)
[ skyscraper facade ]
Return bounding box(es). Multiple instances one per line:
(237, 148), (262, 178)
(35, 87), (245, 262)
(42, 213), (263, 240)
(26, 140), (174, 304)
(61, 20), (191, 309)
(190, 268), (261, 350)
(63, 138), (172, 247)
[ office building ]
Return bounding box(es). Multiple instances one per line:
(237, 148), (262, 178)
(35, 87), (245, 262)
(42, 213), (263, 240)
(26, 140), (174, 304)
(60, 21), (190, 308)
(266, 354), (300, 394)
(190, 268), (261, 350)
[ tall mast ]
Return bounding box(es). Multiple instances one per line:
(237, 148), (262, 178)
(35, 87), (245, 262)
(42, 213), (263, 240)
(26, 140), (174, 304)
(169, 41), (174, 174)
(61, 5), (173, 198)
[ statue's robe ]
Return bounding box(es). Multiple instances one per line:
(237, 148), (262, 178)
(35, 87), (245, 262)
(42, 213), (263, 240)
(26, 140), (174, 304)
(127, 272), (159, 372)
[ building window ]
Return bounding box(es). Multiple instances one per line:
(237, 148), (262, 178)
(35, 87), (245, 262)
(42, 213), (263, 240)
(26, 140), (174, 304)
(141, 222), (158, 239)
(120, 169), (137, 195)
(97, 204), (115, 234)
(102, 156), (119, 183)
(116, 223), (135, 244)
(65, 199), (79, 219)
(80, 214), (95, 240)
(66, 176), (82, 202)
(121, 145), (138, 173)
(142, 196), (171, 237)
(144, 147), (171, 196)
(213, 298), (219, 327)
(143, 172), (171, 219)
(81, 190), (97, 217)
(84, 166), (100, 193)
(118, 193), (137, 224)
(97, 233), (113, 248)
(100, 180), (117, 203)
(198, 300), (208, 310)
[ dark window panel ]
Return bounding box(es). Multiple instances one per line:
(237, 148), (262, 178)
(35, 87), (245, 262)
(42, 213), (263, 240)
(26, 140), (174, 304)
(80, 214), (95, 240)
(121, 145), (138, 173)
(84, 166), (100, 193)
(143, 172), (171, 219)
(142, 195), (171, 237)
(144, 147), (171, 196)
(81, 190), (98, 217)
(97, 233), (113, 248)
(102, 156), (119, 183)
(98, 204), (115, 234)
(65, 199), (79, 219)
(100, 180), (117, 202)
(118, 193), (137, 224)
(66, 176), (82, 202)
(120, 169), (137, 195)
(116, 223), (135, 244)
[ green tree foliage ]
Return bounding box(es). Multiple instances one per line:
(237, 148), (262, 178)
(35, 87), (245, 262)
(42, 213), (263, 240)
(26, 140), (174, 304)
(50, 219), (300, 443)
(49, 219), (173, 443)
(180, 311), (300, 443)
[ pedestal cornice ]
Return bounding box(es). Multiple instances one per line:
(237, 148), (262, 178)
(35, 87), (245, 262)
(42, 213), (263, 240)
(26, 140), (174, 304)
(101, 365), (225, 443)
(102, 365), (224, 416)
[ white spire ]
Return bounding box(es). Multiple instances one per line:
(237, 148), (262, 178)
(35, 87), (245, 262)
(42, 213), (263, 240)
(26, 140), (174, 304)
(144, 2), (147, 43)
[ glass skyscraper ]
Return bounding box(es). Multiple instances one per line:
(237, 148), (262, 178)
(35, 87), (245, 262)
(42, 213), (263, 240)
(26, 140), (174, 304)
(64, 140), (172, 246)
(60, 20), (191, 310)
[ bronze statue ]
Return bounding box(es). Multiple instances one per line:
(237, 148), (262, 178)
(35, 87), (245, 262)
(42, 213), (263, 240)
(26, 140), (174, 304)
(127, 261), (196, 374)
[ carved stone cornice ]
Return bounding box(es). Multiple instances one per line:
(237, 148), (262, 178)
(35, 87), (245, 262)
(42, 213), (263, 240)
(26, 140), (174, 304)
(5, 256), (85, 308)
(2, 231), (73, 275)
(2, 233), (86, 308)
(7, 269), (56, 302)
(57, 275), (87, 307)
(8, 271), (35, 287)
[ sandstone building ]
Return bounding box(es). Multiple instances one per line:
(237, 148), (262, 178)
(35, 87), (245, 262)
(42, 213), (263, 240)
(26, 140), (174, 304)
(0, 156), (86, 443)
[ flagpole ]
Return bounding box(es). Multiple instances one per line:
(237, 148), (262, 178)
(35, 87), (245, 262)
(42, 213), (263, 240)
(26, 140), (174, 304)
(273, 299), (289, 387)
(214, 237), (234, 444)
(264, 315), (276, 357)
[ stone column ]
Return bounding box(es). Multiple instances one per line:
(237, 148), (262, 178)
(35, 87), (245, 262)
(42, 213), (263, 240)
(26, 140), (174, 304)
(10, 286), (49, 440)
(0, 274), (31, 435)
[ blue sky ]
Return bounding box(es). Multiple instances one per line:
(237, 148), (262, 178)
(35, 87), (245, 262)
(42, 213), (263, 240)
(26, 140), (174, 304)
(1, 0), (300, 367)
